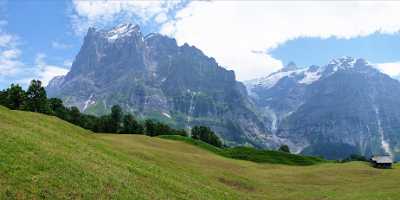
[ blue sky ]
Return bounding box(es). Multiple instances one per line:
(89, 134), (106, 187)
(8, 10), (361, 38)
(1, 1), (400, 89)
(270, 33), (400, 67)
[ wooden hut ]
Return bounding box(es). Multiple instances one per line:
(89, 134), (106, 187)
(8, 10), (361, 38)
(370, 156), (393, 169)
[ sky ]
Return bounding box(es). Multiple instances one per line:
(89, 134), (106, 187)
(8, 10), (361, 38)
(1, 0), (400, 89)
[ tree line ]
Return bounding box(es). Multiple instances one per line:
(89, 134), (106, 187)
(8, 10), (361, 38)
(0, 80), (223, 147)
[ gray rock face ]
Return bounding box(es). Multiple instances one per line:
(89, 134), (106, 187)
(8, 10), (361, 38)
(246, 57), (400, 159)
(47, 24), (269, 147)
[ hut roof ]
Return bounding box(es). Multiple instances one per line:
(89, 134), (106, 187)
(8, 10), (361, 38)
(371, 156), (393, 164)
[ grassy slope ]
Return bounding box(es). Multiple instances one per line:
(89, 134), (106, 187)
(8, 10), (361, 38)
(158, 135), (325, 165)
(1, 106), (400, 200)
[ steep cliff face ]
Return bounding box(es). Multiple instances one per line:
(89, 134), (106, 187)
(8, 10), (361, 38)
(47, 24), (268, 147)
(246, 57), (400, 159)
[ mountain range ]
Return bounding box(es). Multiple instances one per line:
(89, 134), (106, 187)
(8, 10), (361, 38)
(47, 23), (400, 159)
(245, 57), (400, 159)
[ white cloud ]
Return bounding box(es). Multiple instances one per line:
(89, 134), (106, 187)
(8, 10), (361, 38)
(69, 1), (400, 81)
(0, 32), (23, 76)
(155, 13), (168, 24)
(34, 53), (69, 86)
(70, 0), (184, 35)
(63, 59), (73, 68)
(51, 41), (72, 49)
(376, 62), (400, 78)
(0, 33), (13, 47)
(160, 1), (400, 80)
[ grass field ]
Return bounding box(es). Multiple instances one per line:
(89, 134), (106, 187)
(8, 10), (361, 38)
(1, 106), (400, 200)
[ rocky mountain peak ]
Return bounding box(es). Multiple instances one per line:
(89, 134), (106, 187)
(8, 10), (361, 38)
(329, 56), (355, 66)
(47, 23), (268, 148)
(104, 23), (140, 40)
(86, 23), (142, 42)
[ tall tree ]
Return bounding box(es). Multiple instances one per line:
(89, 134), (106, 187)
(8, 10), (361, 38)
(278, 145), (290, 153)
(69, 106), (81, 125)
(121, 114), (143, 134)
(110, 105), (123, 133)
(145, 119), (157, 136)
(0, 90), (7, 107)
(5, 84), (26, 110)
(48, 98), (64, 112)
(25, 80), (50, 113)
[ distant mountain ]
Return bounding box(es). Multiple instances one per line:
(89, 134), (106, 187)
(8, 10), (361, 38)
(47, 24), (268, 147)
(246, 57), (400, 159)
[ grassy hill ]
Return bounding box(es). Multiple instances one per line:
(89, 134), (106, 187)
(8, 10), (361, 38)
(158, 135), (325, 165)
(1, 106), (400, 200)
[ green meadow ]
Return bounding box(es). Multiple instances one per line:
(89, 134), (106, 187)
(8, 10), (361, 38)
(1, 106), (399, 200)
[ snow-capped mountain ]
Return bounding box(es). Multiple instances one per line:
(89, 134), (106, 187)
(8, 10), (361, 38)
(101, 23), (141, 41)
(246, 57), (367, 92)
(47, 23), (268, 147)
(246, 57), (400, 159)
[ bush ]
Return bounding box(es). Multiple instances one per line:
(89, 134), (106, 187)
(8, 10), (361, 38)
(278, 145), (290, 153)
(191, 126), (222, 148)
(121, 114), (143, 134)
(340, 154), (368, 163)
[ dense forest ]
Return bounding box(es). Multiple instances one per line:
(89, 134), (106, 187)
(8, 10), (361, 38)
(0, 80), (223, 148)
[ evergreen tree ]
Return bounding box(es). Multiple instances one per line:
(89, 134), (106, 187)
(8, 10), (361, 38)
(79, 114), (98, 131)
(155, 122), (172, 135)
(94, 115), (112, 133)
(191, 126), (222, 147)
(121, 114), (143, 134)
(110, 105), (123, 133)
(0, 90), (7, 107)
(145, 119), (157, 136)
(5, 84), (26, 110)
(48, 98), (64, 112)
(69, 106), (81, 125)
(25, 80), (50, 113)
(278, 145), (290, 153)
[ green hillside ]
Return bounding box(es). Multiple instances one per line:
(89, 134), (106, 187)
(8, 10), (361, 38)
(158, 135), (325, 165)
(1, 106), (400, 200)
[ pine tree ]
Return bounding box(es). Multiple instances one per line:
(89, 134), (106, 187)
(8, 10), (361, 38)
(69, 106), (81, 125)
(121, 114), (143, 134)
(5, 84), (26, 110)
(145, 119), (157, 136)
(110, 105), (123, 133)
(278, 145), (290, 153)
(0, 90), (7, 107)
(25, 80), (50, 113)
(191, 126), (222, 147)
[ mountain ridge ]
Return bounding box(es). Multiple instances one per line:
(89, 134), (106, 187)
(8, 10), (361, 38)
(245, 56), (400, 159)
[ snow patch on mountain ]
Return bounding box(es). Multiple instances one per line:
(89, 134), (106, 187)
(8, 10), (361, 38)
(162, 112), (171, 118)
(83, 94), (95, 111)
(245, 57), (367, 91)
(298, 70), (321, 84)
(250, 70), (299, 89)
(102, 23), (140, 41)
